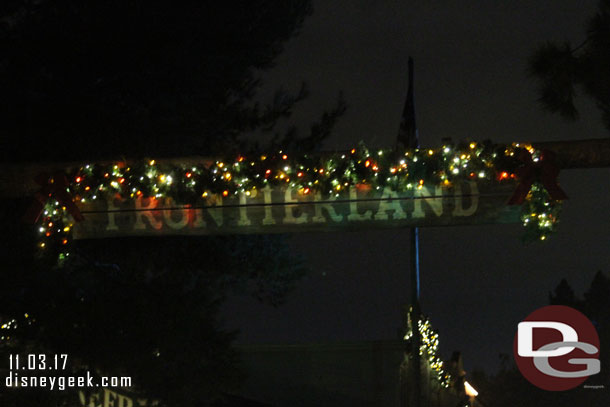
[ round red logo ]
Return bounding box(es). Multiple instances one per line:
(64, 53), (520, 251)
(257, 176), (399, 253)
(513, 305), (600, 391)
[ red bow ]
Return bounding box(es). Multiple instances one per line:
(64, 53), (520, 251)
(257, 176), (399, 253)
(507, 149), (568, 205)
(23, 172), (84, 224)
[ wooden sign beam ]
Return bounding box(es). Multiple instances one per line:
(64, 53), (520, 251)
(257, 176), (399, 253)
(532, 138), (610, 169)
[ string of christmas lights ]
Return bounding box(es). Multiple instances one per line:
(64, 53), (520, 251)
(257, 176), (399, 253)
(404, 313), (451, 388)
(0, 313), (33, 345)
(31, 141), (565, 264)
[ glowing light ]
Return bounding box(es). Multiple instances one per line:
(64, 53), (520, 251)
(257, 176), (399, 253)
(464, 381), (478, 397)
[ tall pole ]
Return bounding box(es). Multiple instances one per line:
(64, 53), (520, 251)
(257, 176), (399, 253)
(409, 228), (421, 407)
(397, 57), (421, 407)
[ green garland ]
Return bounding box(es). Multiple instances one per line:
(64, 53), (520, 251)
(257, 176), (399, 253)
(32, 140), (565, 264)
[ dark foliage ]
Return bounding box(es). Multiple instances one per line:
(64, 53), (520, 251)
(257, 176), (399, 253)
(529, 0), (610, 130)
(0, 0), (348, 162)
(0, 1), (346, 406)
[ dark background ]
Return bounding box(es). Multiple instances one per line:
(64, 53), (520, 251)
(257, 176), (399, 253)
(221, 0), (610, 373)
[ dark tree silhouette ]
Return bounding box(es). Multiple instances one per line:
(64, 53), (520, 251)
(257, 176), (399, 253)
(529, 0), (610, 130)
(549, 278), (579, 308)
(0, 1), (345, 406)
(0, 0), (344, 162)
(584, 271), (610, 318)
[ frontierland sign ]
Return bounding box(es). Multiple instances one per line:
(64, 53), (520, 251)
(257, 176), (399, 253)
(4, 138), (592, 243)
(73, 181), (520, 239)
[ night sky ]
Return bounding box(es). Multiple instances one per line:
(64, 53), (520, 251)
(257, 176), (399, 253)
(221, 0), (610, 373)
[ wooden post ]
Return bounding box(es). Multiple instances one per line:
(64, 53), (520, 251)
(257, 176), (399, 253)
(398, 57), (422, 407)
(409, 227), (422, 407)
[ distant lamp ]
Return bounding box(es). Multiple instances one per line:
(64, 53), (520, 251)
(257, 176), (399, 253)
(464, 380), (478, 397)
